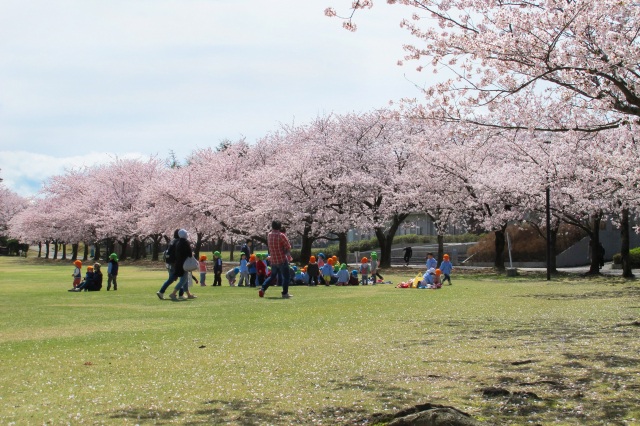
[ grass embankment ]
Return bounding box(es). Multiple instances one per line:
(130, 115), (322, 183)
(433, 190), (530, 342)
(0, 257), (638, 425)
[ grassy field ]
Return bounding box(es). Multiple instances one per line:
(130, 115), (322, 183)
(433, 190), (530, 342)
(0, 257), (638, 425)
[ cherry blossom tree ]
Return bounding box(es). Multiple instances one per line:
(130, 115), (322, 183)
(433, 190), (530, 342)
(0, 185), (29, 242)
(328, 1), (640, 130)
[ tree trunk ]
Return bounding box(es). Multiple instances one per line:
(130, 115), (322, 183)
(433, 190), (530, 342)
(105, 238), (115, 261)
(437, 234), (444, 265)
(150, 234), (162, 261)
(45, 241), (50, 259)
(211, 237), (223, 259)
(374, 213), (409, 268)
(94, 241), (101, 261)
(299, 225), (314, 265)
(337, 232), (348, 265)
(62, 243), (68, 260)
(587, 214), (602, 275)
(620, 208), (634, 278)
(494, 227), (506, 271)
(83, 243), (89, 261)
(38, 242), (42, 258)
(53, 240), (59, 260)
(194, 232), (204, 259)
(119, 237), (130, 261)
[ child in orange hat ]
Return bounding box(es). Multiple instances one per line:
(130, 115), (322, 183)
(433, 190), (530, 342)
(359, 257), (371, 285)
(307, 255), (319, 286)
(71, 260), (82, 289)
(440, 254), (453, 285)
(199, 255), (208, 286)
(248, 253), (258, 287)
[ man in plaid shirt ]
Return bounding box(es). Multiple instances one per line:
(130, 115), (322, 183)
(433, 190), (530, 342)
(259, 220), (293, 299)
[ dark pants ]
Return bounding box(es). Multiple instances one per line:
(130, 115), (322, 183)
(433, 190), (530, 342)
(107, 274), (118, 290)
(250, 273), (257, 287)
(261, 262), (290, 295)
(213, 272), (222, 286)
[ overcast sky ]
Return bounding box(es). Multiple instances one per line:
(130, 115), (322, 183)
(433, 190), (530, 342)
(0, 0), (430, 197)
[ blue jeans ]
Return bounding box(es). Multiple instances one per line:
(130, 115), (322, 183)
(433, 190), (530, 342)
(159, 265), (178, 293)
(173, 273), (188, 293)
(261, 262), (290, 295)
(159, 266), (185, 295)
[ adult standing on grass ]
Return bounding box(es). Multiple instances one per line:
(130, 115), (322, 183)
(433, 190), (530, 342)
(259, 220), (292, 299)
(241, 240), (252, 260)
(403, 246), (413, 266)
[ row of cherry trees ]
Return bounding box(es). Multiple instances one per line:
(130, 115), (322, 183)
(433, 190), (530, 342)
(4, 107), (639, 272)
(323, 0), (640, 276)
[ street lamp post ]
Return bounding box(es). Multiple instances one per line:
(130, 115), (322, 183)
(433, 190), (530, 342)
(546, 185), (551, 281)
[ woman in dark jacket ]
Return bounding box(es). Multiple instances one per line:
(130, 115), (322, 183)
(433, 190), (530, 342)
(168, 229), (197, 300)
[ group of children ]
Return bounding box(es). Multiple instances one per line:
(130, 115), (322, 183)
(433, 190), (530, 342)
(69, 249), (453, 292)
(213, 251), (388, 288)
(224, 252), (269, 287)
(397, 253), (454, 289)
(297, 252), (385, 286)
(67, 253), (120, 292)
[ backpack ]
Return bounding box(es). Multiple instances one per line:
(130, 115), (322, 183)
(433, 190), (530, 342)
(163, 239), (177, 264)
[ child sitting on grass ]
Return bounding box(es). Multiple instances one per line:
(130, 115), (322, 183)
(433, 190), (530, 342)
(348, 270), (359, 286)
(336, 263), (349, 286)
(70, 265), (94, 292)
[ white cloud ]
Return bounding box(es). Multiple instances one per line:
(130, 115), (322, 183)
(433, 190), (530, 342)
(0, 151), (149, 197)
(0, 0), (437, 197)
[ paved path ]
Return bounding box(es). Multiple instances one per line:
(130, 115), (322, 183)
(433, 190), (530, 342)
(390, 262), (635, 277)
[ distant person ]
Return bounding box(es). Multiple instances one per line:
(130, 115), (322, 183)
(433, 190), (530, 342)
(71, 260), (82, 289)
(440, 254), (454, 285)
(237, 253), (249, 287)
(73, 263), (104, 291)
(259, 220), (292, 298)
(348, 270), (359, 286)
(107, 253), (119, 291)
(198, 255), (207, 286)
(359, 257), (370, 285)
(370, 252), (384, 284)
(256, 253), (267, 287)
(336, 263), (349, 286)
(241, 240), (252, 260)
(403, 246), (413, 266)
(426, 252), (437, 270)
(157, 229), (196, 300)
(226, 267), (240, 286)
(306, 255), (319, 286)
(167, 229), (197, 300)
(157, 230), (180, 299)
(212, 251), (223, 286)
(71, 265), (94, 292)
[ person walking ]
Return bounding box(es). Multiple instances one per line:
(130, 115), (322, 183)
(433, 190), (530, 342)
(167, 229), (197, 300)
(259, 220), (292, 299)
(403, 246), (413, 266)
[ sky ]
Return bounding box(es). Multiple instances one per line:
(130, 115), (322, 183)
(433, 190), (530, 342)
(0, 0), (430, 197)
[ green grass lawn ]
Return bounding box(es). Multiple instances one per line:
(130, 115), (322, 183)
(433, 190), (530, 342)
(0, 257), (638, 425)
